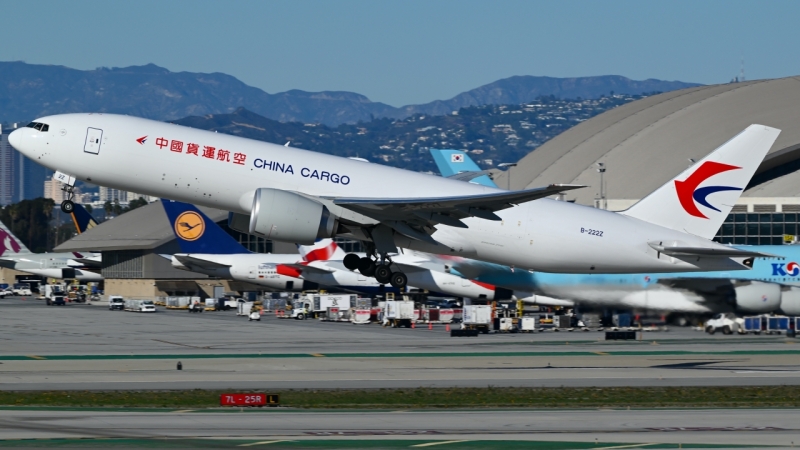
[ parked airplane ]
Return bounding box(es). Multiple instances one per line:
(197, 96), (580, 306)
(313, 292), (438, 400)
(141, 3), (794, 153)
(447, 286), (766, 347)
(10, 115), (779, 290)
(162, 200), (508, 299)
(430, 149), (800, 316)
(0, 204), (102, 281)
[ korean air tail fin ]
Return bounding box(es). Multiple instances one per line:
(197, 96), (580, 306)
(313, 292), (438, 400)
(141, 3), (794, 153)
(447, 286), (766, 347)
(430, 149), (498, 188)
(161, 200), (249, 254)
(70, 203), (99, 234)
(0, 220), (32, 257)
(621, 125), (781, 239)
(297, 239), (347, 262)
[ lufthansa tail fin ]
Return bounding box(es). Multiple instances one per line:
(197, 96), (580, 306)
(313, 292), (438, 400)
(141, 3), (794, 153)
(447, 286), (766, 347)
(70, 203), (99, 234)
(621, 124), (780, 239)
(297, 239), (347, 262)
(430, 149), (498, 188)
(161, 200), (249, 254)
(0, 220), (32, 256)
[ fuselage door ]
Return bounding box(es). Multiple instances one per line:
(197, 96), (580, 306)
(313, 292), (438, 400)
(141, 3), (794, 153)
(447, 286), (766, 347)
(248, 266), (256, 279)
(84, 128), (103, 155)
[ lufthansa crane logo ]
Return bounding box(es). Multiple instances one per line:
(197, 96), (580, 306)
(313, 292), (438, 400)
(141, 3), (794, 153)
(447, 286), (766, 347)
(674, 161), (742, 219)
(175, 211), (205, 241)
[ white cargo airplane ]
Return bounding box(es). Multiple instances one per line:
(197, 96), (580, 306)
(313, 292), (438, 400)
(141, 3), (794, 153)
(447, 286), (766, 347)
(9, 115), (779, 289)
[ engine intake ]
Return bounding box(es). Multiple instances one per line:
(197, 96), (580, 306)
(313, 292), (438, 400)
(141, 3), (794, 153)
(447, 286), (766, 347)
(249, 188), (337, 244)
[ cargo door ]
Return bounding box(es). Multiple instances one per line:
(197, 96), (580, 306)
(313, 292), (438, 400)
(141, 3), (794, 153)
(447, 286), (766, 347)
(84, 128), (103, 155)
(248, 266), (256, 279)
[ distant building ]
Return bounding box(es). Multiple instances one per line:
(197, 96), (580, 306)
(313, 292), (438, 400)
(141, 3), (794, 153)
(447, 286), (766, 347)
(99, 187), (127, 204)
(0, 123), (49, 205)
(43, 179), (66, 203)
(0, 125), (13, 205)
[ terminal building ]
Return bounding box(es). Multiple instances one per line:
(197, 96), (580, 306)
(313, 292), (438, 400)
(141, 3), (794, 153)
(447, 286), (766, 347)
(44, 75), (800, 297)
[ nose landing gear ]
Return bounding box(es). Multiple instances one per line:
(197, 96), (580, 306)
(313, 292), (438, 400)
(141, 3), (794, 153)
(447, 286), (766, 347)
(59, 178), (77, 214)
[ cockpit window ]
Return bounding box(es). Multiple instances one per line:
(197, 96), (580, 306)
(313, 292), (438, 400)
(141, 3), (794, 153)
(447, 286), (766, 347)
(25, 122), (49, 132)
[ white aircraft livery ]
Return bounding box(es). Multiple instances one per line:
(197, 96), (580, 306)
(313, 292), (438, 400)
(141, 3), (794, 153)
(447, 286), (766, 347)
(9, 114), (780, 288)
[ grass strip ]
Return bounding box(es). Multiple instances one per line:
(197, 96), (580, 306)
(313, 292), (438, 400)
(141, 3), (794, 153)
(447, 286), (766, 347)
(0, 386), (799, 409)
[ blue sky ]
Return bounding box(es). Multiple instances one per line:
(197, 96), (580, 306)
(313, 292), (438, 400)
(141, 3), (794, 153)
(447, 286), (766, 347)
(2, 0), (798, 106)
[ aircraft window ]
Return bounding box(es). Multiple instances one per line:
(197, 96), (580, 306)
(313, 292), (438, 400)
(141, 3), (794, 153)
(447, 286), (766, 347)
(33, 123), (43, 131)
(40, 124), (49, 132)
(26, 122), (38, 128)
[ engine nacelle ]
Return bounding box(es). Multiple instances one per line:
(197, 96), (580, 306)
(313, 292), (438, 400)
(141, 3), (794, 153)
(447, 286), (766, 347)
(249, 188), (337, 244)
(779, 287), (800, 316)
(734, 281), (782, 313)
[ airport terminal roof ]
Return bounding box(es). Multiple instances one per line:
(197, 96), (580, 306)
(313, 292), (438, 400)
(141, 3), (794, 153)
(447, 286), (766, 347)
(54, 201), (228, 252)
(494, 76), (800, 204)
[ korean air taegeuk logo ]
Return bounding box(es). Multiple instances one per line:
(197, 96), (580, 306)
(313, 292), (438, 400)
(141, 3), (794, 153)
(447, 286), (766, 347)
(674, 161), (742, 219)
(175, 211), (205, 241)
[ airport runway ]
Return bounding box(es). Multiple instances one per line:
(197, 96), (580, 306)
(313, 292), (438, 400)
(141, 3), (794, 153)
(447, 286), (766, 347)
(1, 297), (798, 390)
(0, 408), (798, 448)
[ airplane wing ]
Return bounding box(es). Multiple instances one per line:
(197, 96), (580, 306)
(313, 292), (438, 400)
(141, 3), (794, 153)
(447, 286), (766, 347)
(173, 254), (231, 270)
(330, 184), (583, 226)
(282, 263), (336, 275)
(70, 257), (102, 268)
(648, 243), (774, 258)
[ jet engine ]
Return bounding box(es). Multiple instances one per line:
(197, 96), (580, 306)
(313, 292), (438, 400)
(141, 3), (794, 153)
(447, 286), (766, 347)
(734, 281), (782, 313)
(779, 287), (800, 316)
(248, 188), (338, 244)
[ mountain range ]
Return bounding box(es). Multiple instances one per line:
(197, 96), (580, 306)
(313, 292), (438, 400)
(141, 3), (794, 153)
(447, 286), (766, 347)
(0, 61), (700, 126)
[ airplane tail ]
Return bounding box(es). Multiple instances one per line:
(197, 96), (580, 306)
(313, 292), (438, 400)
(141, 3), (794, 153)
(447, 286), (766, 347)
(430, 149), (498, 188)
(621, 124), (781, 239)
(297, 239), (346, 262)
(0, 219), (32, 256)
(70, 203), (99, 234)
(161, 200), (249, 254)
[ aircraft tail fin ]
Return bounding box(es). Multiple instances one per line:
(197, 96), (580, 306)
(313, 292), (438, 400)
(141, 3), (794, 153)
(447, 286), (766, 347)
(430, 149), (498, 188)
(70, 203), (99, 234)
(621, 124), (781, 239)
(0, 220), (32, 256)
(161, 200), (249, 254)
(297, 239), (346, 262)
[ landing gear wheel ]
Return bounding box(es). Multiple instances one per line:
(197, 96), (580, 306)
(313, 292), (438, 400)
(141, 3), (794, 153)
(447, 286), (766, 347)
(375, 265), (392, 284)
(389, 272), (408, 289)
(358, 257), (376, 276)
(60, 200), (74, 214)
(343, 253), (361, 271)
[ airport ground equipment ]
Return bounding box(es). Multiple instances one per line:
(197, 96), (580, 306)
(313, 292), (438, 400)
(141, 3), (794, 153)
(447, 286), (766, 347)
(237, 299), (254, 317)
(248, 309), (261, 321)
(462, 305), (492, 334)
(519, 317), (537, 332)
(605, 330), (637, 340)
(705, 313), (743, 334)
(292, 293), (356, 319)
(124, 299), (156, 312)
(108, 295), (125, 310)
(43, 284), (66, 306)
(742, 315), (764, 334)
(12, 283), (32, 296)
(383, 300), (416, 328)
(765, 316), (791, 335)
(790, 318), (799, 338)
(188, 301), (205, 313)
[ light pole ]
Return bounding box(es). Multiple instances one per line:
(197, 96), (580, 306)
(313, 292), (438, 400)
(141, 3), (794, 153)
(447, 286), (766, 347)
(596, 162), (606, 210)
(498, 163), (517, 190)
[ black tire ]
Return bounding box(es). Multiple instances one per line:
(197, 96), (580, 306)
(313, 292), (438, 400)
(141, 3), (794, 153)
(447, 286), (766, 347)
(390, 272), (408, 289)
(707, 326), (716, 335)
(375, 265), (392, 284)
(343, 253), (361, 271)
(358, 257), (376, 276)
(296, 313), (305, 320)
(60, 200), (74, 214)
(722, 325), (732, 335)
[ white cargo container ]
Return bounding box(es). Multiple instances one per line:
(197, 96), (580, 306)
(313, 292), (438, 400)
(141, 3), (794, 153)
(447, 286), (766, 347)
(462, 305), (492, 333)
(124, 299), (156, 313)
(520, 317), (537, 332)
(383, 300), (415, 328)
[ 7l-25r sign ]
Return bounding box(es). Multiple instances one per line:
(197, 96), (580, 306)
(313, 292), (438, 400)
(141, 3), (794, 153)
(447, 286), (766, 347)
(220, 393), (279, 407)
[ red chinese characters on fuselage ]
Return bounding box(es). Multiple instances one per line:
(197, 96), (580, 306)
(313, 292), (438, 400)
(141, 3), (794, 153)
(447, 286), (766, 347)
(155, 137), (246, 166)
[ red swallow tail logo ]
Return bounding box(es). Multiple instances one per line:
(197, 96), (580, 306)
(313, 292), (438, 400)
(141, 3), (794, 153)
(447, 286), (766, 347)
(674, 161), (742, 219)
(136, 136), (148, 145)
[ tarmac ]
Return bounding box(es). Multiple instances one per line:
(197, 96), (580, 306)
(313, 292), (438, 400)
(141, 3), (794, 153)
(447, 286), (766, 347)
(1, 297), (799, 391)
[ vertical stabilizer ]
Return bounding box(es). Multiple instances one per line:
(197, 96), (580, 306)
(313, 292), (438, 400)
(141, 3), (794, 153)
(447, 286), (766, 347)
(0, 220), (32, 256)
(161, 200), (249, 254)
(430, 149), (498, 188)
(298, 239), (346, 262)
(621, 124), (780, 239)
(70, 203), (99, 234)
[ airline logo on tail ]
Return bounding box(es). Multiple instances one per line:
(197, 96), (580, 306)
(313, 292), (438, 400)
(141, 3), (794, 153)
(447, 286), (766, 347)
(302, 241), (339, 262)
(174, 211), (205, 241)
(674, 161), (742, 219)
(0, 229), (21, 257)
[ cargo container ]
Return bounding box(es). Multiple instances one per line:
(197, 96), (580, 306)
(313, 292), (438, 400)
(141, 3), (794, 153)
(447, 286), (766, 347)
(520, 317), (537, 332)
(462, 305), (492, 333)
(742, 315), (763, 334)
(383, 300), (415, 328)
(612, 313), (632, 328)
(766, 316), (791, 335)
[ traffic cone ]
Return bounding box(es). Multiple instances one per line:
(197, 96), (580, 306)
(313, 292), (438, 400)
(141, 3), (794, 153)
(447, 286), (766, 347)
(411, 322), (415, 329)
(428, 322), (433, 330)
(445, 324), (450, 332)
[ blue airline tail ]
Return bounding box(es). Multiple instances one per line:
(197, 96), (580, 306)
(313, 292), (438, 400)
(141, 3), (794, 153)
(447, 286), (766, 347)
(161, 200), (249, 254)
(430, 149), (498, 188)
(70, 203), (99, 234)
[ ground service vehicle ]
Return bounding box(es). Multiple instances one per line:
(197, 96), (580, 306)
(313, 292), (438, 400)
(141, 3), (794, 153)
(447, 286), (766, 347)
(705, 313), (743, 334)
(124, 299), (156, 313)
(291, 293), (355, 319)
(43, 285), (66, 306)
(109, 296), (125, 310)
(12, 283), (32, 296)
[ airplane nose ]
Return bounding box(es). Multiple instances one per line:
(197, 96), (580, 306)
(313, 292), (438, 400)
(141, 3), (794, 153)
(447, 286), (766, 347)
(8, 128), (22, 150)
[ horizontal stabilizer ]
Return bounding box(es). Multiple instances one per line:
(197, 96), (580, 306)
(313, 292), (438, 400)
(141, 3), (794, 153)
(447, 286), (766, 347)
(648, 242), (774, 258)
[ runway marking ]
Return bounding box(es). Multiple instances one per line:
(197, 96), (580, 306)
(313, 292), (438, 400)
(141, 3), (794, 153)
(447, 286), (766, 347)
(311, 353), (326, 357)
(593, 351), (609, 355)
(594, 444), (657, 449)
(411, 440), (470, 447)
(171, 409), (194, 413)
(26, 355), (45, 360)
(238, 440), (294, 447)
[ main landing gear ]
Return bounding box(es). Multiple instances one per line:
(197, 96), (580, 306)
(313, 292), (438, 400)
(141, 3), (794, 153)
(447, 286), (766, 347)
(343, 252), (408, 289)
